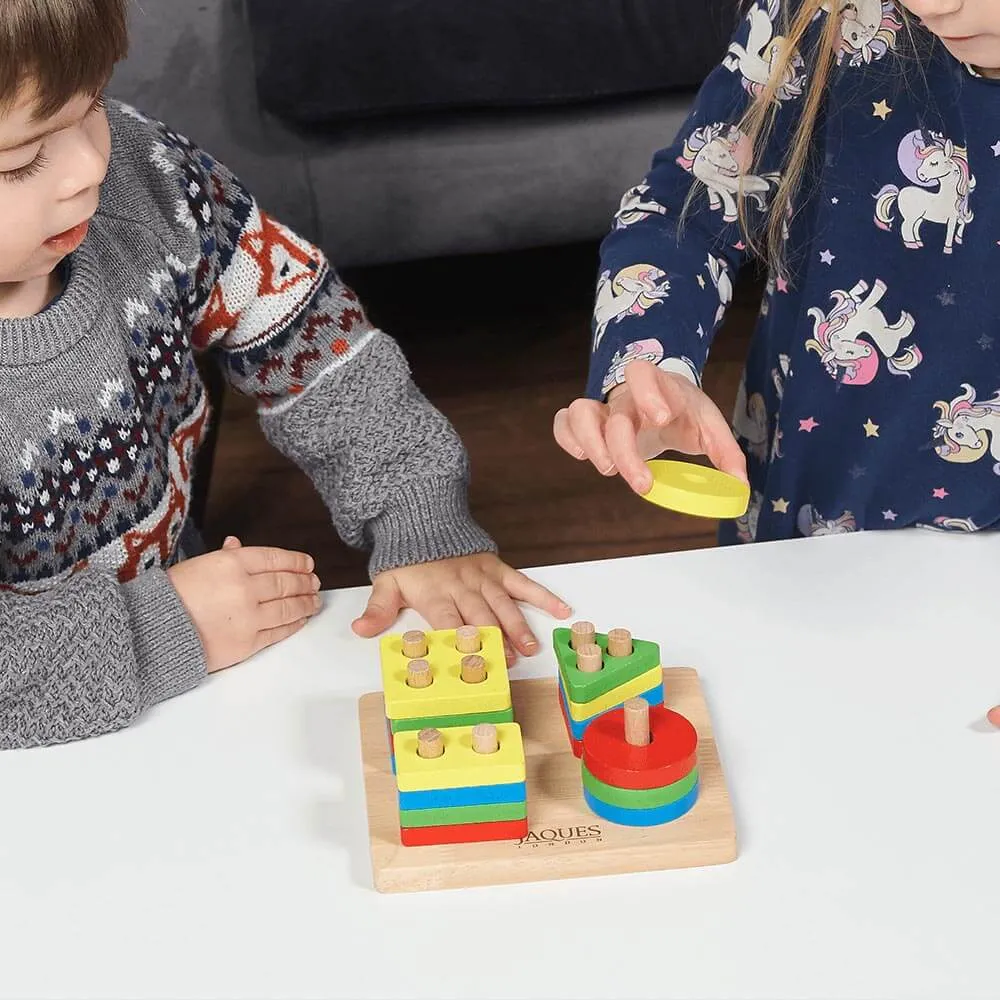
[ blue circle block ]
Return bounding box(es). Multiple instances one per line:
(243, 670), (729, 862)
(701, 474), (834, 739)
(583, 782), (699, 827)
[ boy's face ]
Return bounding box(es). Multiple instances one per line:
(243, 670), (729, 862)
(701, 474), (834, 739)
(900, 0), (1000, 72)
(0, 87), (110, 284)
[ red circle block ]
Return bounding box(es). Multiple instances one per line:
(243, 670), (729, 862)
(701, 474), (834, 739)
(582, 704), (698, 790)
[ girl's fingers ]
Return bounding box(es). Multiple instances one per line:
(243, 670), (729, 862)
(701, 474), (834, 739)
(605, 409), (654, 494)
(553, 408), (586, 460)
(564, 398), (615, 475)
(692, 397), (750, 482)
(623, 360), (678, 426)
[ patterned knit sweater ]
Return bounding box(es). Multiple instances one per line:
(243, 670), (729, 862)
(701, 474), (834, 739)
(0, 101), (495, 749)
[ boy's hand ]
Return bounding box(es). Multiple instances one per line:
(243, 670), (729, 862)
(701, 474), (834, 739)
(167, 536), (321, 672)
(553, 360), (747, 495)
(351, 553), (572, 664)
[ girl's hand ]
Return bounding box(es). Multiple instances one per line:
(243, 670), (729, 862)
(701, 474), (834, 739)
(167, 536), (321, 672)
(553, 359), (747, 495)
(351, 553), (572, 664)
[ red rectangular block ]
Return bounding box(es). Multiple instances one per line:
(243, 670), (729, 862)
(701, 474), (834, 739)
(399, 817), (528, 847)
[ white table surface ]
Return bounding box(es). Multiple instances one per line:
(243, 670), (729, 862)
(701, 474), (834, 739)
(2, 529), (999, 1000)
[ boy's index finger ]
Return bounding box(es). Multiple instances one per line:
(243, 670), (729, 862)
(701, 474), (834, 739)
(236, 546), (315, 576)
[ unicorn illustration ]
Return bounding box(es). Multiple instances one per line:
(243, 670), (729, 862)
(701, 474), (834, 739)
(923, 516), (979, 533)
(933, 383), (1000, 475)
(823, 0), (903, 66)
(772, 353), (791, 401)
(706, 255), (734, 328)
(592, 265), (671, 351)
(805, 279), (921, 385)
(797, 505), (857, 537)
(676, 123), (780, 223)
(874, 130), (975, 254)
(724, 0), (807, 102)
(736, 490), (764, 543)
(615, 184), (669, 229)
(601, 339), (699, 396)
(733, 375), (769, 463)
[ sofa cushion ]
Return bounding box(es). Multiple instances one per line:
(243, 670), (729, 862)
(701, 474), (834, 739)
(246, 0), (739, 124)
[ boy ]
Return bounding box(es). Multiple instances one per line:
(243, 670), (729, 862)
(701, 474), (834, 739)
(0, 0), (569, 749)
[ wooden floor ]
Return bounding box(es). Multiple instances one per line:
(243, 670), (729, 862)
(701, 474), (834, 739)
(202, 243), (758, 590)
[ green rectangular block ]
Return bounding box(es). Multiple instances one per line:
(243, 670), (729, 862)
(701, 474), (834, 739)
(398, 800), (527, 829)
(553, 628), (661, 703)
(388, 706), (515, 734)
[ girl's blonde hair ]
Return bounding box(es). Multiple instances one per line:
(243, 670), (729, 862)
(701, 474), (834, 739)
(735, 0), (913, 277)
(0, 0), (128, 119)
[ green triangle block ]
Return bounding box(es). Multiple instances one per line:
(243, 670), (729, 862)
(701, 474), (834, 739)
(553, 628), (661, 703)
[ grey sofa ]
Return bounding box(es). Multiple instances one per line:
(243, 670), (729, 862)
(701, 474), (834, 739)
(109, 0), (737, 268)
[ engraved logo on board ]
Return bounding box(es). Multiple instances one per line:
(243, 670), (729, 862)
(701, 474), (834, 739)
(516, 825), (603, 848)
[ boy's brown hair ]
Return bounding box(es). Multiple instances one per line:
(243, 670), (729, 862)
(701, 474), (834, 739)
(0, 0), (129, 118)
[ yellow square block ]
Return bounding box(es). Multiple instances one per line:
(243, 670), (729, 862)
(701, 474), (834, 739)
(393, 723), (526, 792)
(380, 627), (511, 721)
(565, 664), (663, 722)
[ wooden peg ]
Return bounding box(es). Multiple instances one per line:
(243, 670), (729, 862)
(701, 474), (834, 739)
(576, 642), (603, 673)
(570, 620), (596, 650)
(624, 697), (651, 747)
(455, 624), (482, 654)
(460, 654), (487, 684)
(406, 659), (432, 688)
(402, 630), (428, 658)
(607, 628), (633, 658)
(472, 723), (499, 755)
(417, 728), (444, 759)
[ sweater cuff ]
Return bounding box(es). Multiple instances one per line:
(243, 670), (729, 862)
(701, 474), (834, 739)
(121, 568), (207, 708)
(366, 478), (497, 578)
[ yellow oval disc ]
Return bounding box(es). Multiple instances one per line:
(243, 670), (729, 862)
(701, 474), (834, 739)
(641, 460), (750, 520)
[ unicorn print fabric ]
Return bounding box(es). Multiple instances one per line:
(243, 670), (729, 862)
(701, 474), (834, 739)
(588, 0), (1000, 542)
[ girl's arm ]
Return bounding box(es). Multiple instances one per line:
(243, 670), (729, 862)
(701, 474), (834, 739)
(588, 0), (816, 400)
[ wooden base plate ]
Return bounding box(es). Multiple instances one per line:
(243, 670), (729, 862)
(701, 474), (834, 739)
(358, 668), (736, 893)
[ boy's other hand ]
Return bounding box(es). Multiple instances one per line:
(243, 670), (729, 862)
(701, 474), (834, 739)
(553, 360), (747, 495)
(167, 536), (322, 672)
(351, 553), (572, 665)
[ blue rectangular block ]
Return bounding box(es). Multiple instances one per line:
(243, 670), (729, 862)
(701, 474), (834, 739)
(398, 780), (528, 811)
(558, 675), (663, 741)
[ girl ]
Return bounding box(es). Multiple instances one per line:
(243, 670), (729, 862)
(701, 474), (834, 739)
(555, 0), (1000, 543)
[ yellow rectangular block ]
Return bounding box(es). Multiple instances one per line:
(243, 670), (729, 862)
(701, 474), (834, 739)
(381, 627), (511, 721)
(565, 664), (663, 722)
(393, 723), (526, 792)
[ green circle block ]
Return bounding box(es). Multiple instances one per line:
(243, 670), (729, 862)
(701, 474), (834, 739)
(581, 761), (698, 810)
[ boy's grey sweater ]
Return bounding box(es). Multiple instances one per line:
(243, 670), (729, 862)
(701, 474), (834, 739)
(0, 102), (495, 750)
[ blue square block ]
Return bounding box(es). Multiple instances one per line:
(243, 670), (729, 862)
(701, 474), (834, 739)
(398, 780), (528, 811)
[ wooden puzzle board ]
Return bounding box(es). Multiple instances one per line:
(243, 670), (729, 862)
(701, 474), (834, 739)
(358, 667), (736, 893)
